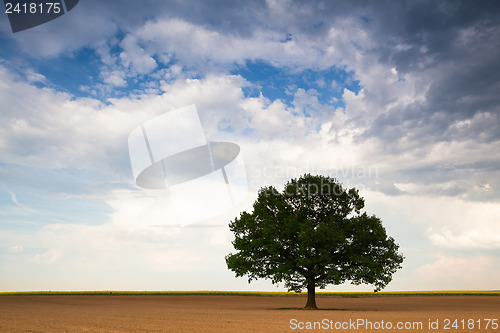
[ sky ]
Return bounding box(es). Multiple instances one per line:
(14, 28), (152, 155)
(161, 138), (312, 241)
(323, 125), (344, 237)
(0, 0), (499, 292)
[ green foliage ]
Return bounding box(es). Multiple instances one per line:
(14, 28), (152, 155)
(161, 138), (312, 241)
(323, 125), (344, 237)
(226, 174), (404, 294)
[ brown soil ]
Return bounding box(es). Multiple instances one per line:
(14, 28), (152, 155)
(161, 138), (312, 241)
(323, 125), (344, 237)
(0, 295), (499, 332)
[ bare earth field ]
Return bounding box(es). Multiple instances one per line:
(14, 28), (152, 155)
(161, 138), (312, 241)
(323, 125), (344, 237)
(0, 295), (499, 332)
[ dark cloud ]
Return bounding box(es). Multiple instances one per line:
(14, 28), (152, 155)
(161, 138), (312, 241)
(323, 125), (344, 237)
(367, 0), (500, 70)
(360, 0), (500, 149)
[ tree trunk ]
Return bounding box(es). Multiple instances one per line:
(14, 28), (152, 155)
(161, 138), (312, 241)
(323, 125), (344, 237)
(304, 281), (318, 309)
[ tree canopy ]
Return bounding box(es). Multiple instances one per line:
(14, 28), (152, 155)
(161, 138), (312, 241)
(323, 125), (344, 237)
(225, 174), (404, 309)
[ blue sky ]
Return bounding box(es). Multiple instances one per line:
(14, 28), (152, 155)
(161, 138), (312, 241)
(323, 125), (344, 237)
(1, 0), (500, 292)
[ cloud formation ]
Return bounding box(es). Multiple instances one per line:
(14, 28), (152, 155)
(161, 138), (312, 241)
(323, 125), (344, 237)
(0, 0), (499, 291)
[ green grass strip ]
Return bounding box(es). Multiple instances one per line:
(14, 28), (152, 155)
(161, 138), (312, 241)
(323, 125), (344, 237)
(0, 290), (499, 296)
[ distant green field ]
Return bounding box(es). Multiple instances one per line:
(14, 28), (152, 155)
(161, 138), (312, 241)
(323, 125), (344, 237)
(1, 290), (499, 296)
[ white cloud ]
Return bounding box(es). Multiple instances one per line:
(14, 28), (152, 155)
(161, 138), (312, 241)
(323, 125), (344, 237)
(363, 191), (500, 250)
(102, 70), (127, 87)
(8, 5), (118, 58)
(0, 186), (254, 290)
(426, 201), (500, 249)
(32, 248), (62, 264)
(415, 254), (500, 290)
(242, 97), (298, 139)
(8, 245), (23, 253)
(25, 69), (47, 83)
(119, 35), (158, 74)
(94, 14), (371, 84)
(429, 228), (500, 249)
(0, 64), (172, 172)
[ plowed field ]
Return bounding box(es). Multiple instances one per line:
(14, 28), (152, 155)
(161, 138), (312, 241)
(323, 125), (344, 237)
(1, 295), (499, 332)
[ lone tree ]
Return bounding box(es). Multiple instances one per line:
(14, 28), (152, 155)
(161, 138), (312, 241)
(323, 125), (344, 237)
(226, 174), (404, 309)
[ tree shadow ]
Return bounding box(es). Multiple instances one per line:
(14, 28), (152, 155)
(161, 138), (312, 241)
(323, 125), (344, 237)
(275, 307), (367, 311)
